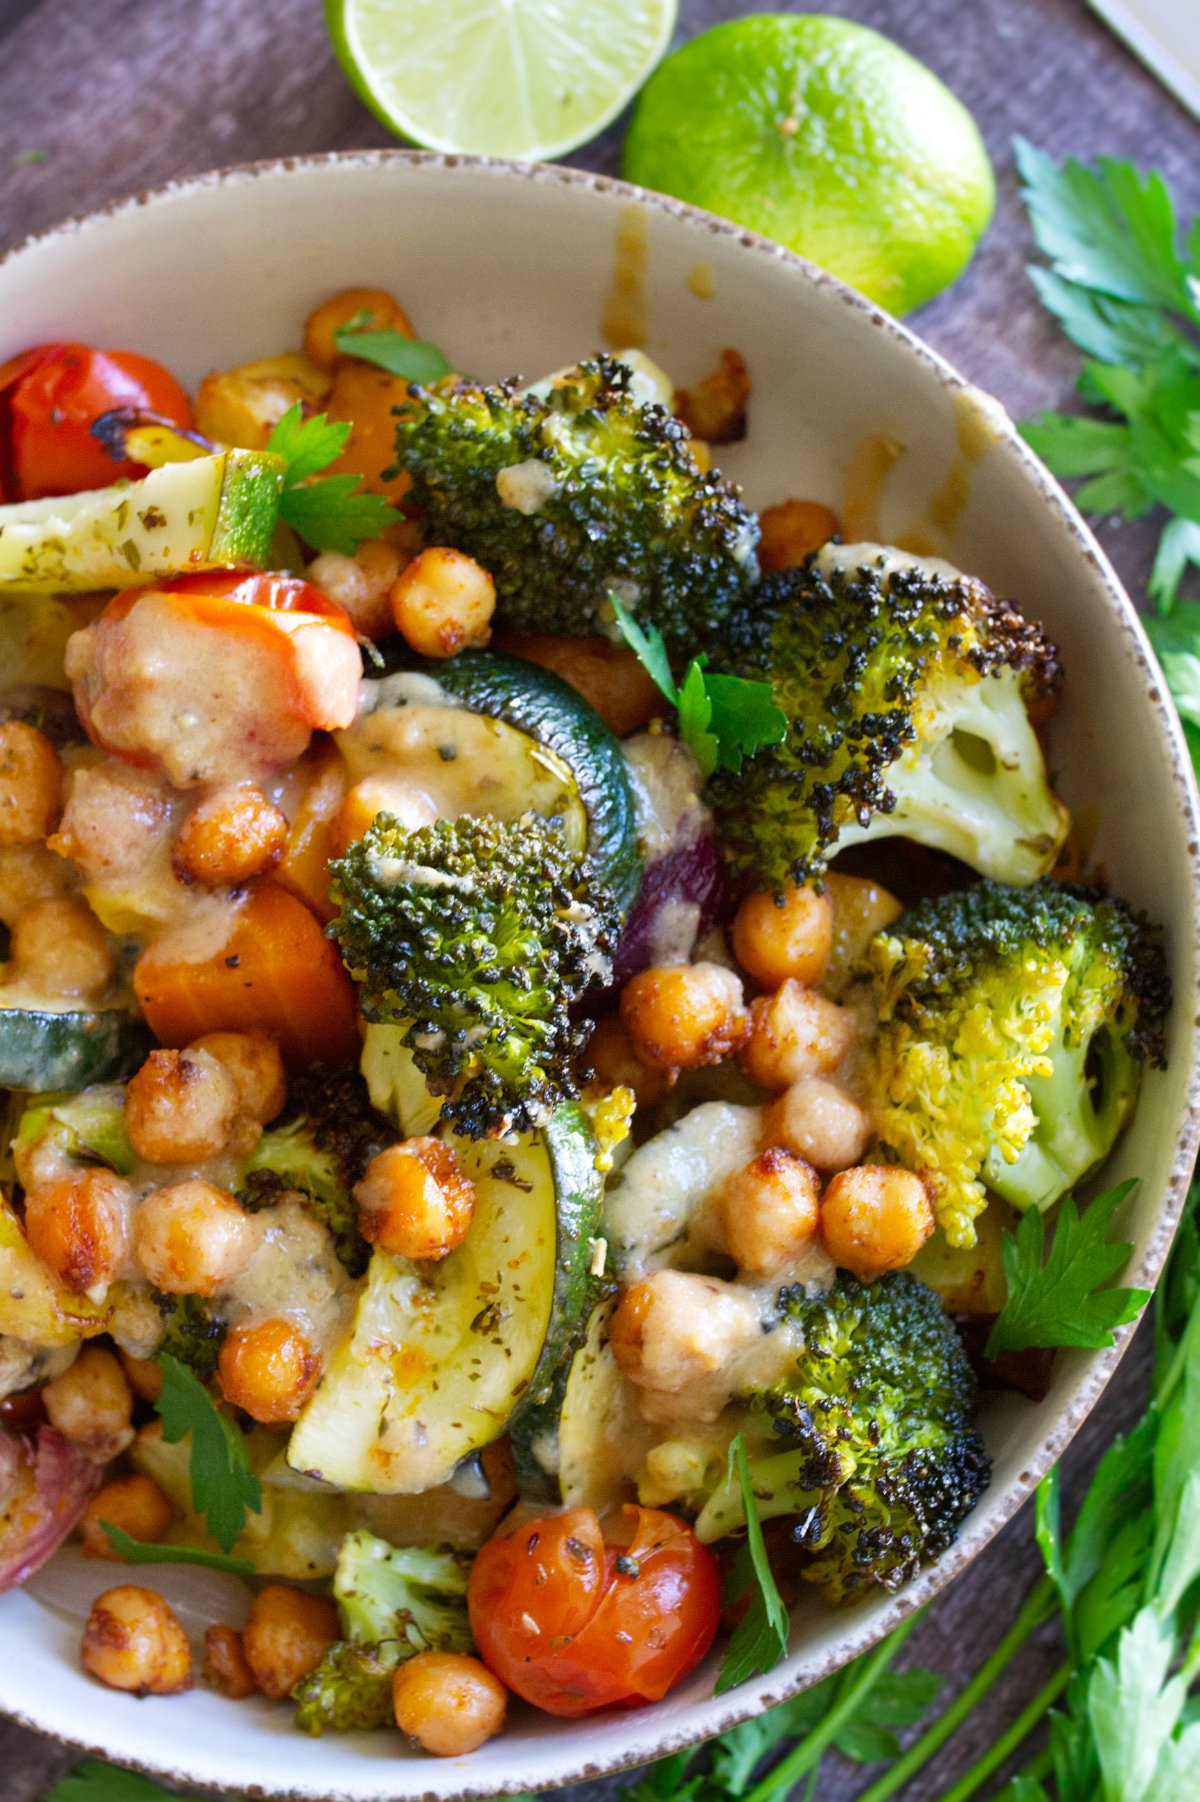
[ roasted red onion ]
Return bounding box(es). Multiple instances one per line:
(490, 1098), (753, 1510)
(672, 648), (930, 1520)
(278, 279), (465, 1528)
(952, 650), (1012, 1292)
(0, 1425), (101, 1592)
(613, 825), (732, 986)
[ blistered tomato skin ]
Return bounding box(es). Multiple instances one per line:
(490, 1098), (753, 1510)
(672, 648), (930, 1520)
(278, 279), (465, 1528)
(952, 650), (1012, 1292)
(468, 1506), (721, 1717)
(0, 342), (192, 500)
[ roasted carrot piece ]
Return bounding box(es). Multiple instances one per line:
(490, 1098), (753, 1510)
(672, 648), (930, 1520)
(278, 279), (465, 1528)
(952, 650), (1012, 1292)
(274, 742), (349, 923)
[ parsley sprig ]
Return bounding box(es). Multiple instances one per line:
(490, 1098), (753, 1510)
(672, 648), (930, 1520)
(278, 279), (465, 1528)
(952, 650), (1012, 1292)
(154, 1352), (261, 1554)
(266, 401), (398, 555)
(333, 309), (452, 384)
(715, 1434), (789, 1693)
(610, 595), (787, 777)
(987, 1180), (1150, 1357)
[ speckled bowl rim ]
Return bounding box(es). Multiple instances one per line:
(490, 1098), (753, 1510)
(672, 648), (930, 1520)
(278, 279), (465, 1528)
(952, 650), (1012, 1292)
(2, 148), (1199, 1801)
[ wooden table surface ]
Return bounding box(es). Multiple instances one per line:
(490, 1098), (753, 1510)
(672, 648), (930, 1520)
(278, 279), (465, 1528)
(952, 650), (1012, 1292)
(1, 0), (1197, 1797)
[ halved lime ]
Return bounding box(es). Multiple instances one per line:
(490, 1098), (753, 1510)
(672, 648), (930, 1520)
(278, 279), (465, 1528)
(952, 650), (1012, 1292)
(623, 14), (994, 315)
(327, 0), (678, 161)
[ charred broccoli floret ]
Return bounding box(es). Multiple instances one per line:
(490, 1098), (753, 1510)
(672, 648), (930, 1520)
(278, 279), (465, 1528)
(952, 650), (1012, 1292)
(292, 1531), (473, 1736)
(707, 545), (1068, 893)
(152, 1292), (226, 1381)
(697, 1273), (988, 1606)
(391, 356), (760, 655)
(330, 812), (621, 1138)
(855, 879), (1170, 1247)
(240, 1065), (392, 1276)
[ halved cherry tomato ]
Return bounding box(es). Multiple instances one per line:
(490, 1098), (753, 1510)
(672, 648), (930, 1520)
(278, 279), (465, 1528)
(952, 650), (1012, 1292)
(467, 1506), (721, 1717)
(0, 342), (192, 500)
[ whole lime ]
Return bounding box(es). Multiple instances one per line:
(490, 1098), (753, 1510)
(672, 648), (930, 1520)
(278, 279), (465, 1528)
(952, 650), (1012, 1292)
(622, 13), (995, 314)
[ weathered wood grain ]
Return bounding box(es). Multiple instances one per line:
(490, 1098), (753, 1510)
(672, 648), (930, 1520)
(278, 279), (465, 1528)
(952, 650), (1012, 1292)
(0, 1), (1196, 1797)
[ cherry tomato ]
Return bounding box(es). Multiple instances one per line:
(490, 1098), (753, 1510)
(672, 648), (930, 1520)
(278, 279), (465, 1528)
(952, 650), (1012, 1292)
(0, 342), (192, 500)
(468, 1506), (721, 1716)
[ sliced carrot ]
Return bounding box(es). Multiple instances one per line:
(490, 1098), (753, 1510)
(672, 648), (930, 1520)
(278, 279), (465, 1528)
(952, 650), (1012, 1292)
(274, 741), (348, 923)
(134, 882), (360, 1068)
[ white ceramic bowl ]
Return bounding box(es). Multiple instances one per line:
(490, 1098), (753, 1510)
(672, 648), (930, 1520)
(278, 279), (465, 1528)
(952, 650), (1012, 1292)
(1, 153), (1198, 1800)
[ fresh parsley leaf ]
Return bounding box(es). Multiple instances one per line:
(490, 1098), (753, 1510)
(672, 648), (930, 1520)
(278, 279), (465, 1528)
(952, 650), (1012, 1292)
(709, 1690), (829, 1793)
(714, 1434), (789, 1695)
(609, 595), (676, 701)
(1042, 1414), (1156, 1661)
(701, 670), (788, 773)
(987, 1180), (1148, 1356)
(42, 1763), (181, 1802)
(98, 1521), (255, 1576)
(833, 1669), (943, 1764)
(334, 318), (452, 384)
(1088, 1607), (1187, 1802)
(676, 658), (719, 777)
(266, 402), (399, 554)
(155, 1352), (260, 1554)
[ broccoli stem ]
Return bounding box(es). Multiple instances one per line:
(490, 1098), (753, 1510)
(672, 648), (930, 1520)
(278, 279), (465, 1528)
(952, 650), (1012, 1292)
(694, 1448), (826, 1542)
(851, 1573), (1058, 1802)
(930, 1661), (1070, 1802)
(987, 1028), (1136, 1214)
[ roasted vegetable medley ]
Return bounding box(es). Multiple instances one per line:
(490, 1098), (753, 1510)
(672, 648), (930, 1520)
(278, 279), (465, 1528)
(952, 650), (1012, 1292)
(0, 294), (1169, 1755)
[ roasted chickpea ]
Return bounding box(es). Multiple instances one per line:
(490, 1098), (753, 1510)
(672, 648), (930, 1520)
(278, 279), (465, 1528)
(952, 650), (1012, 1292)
(203, 1623), (257, 1699)
(80, 1474), (173, 1560)
(188, 1031), (287, 1127)
(392, 1651), (507, 1757)
(307, 539), (403, 641)
(820, 1164), (935, 1282)
(822, 873), (904, 993)
(242, 1584), (339, 1699)
(733, 882), (833, 990)
(134, 1179), (257, 1298)
(23, 1168), (133, 1296)
(124, 1047), (240, 1164)
(0, 842), (75, 928)
(355, 1138), (476, 1262)
(119, 1350), (164, 1404)
(0, 721), (62, 846)
(741, 981), (857, 1090)
(619, 962), (748, 1072)
(756, 498), (840, 572)
(764, 1076), (870, 1175)
(719, 1148), (821, 1277)
(303, 286), (413, 371)
(82, 1585), (192, 1695)
(42, 1346), (134, 1459)
(218, 1318), (322, 1425)
(585, 1012), (672, 1109)
(609, 1270), (761, 1394)
(390, 547), (496, 658)
(10, 894), (113, 998)
(172, 787), (288, 888)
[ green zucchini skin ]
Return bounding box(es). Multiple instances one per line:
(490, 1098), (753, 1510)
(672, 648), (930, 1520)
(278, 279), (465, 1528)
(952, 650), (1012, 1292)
(0, 1004), (150, 1091)
(508, 1102), (606, 1499)
(370, 645), (643, 916)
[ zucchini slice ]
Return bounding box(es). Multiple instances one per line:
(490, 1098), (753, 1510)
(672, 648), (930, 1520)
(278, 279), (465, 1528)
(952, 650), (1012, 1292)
(0, 449), (284, 594)
(286, 1106), (603, 1495)
(0, 992), (150, 1092)
(356, 650), (642, 914)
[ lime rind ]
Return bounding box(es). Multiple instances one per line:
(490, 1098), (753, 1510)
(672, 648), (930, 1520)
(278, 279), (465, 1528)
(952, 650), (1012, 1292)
(327, 0), (678, 162)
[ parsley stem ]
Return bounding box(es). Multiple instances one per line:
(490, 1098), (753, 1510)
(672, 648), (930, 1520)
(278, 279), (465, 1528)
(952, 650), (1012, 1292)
(932, 1660), (1070, 1802)
(852, 1574), (1057, 1802)
(741, 1614), (920, 1802)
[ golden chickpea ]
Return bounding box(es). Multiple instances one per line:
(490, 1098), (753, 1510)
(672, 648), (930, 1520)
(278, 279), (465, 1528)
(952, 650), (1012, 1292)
(188, 1031), (287, 1127)
(719, 1148), (821, 1277)
(119, 1350), (164, 1404)
(764, 1076), (870, 1175)
(43, 1346), (134, 1459)
(203, 1623), (257, 1699)
(241, 1584), (339, 1699)
(741, 981), (857, 1090)
(0, 842), (75, 928)
(390, 547), (496, 658)
(303, 286), (414, 371)
(82, 1585), (192, 1695)
(332, 775), (438, 857)
(218, 1318), (322, 1425)
(11, 894), (114, 998)
(134, 1179), (257, 1298)
(172, 787), (288, 888)
(23, 1168), (133, 1296)
(820, 1165), (935, 1282)
(355, 1138), (476, 1262)
(0, 721), (63, 847)
(619, 962), (748, 1073)
(80, 1474), (173, 1560)
(733, 882), (834, 991)
(124, 1048), (240, 1164)
(756, 498), (840, 572)
(307, 539), (403, 641)
(392, 1651), (507, 1757)
(585, 1012), (672, 1109)
(609, 1270), (761, 1394)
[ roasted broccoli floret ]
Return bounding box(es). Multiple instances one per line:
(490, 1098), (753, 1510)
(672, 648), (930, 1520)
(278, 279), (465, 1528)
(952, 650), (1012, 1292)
(330, 812), (621, 1138)
(391, 355), (760, 655)
(707, 545), (1068, 893)
(292, 1531), (473, 1736)
(697, 1273), (988, 1606)
(240, 1065), (392, 1275)
(152, 1292), (226, 1380)
(855, 879), (1170, 1247)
